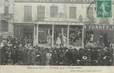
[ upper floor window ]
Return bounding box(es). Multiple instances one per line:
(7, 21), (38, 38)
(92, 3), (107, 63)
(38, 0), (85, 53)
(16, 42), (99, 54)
(1, 20), (8, 32)
(69, 7), (77, 19)
(24, 6), (32, 21)
(87, 7), (94, 18)
(50, 6), (58, 18)
(4, 0), (9, 15)
(37, 6), (45, 21)
(4, 6), (9, 15)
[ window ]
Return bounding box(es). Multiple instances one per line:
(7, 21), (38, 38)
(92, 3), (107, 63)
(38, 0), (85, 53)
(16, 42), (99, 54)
(69, 7), (77, 19)
(38, 25), (52, 46)
(87, 7), (93, 18)
(70, 0), (76, 2)
(24, 6), (32, 21)
(4, 6), (9, 15)
(1, 20), (8, 32)
(69, 25), (83, 47)
(37, 6), (45, 21)
(54, 25), (68, 47)
(50, 6), (58, 17)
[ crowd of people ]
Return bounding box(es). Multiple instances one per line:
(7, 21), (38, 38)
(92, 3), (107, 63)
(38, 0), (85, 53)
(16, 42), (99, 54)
(0, 36), (114, 66)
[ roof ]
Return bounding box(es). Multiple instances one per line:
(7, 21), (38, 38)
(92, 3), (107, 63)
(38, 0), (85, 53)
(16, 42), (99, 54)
(15, 0), (114, 4)
(15, 0), (94, 4)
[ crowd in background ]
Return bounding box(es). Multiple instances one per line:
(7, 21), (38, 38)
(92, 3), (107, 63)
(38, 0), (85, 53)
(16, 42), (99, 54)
(0, 36), (114, 66)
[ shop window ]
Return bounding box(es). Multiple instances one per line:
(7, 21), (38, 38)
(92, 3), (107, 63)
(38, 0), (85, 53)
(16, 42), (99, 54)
(38, 25), (52, 46)
(69, 25), (83, 47)
(54, 25), (68, 47)
(84, 25), (114, 48)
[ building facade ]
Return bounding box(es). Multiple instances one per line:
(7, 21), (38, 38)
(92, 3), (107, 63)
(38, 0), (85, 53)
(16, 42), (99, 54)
(0, 0), (14, 38)
(4, 0), (114, 48)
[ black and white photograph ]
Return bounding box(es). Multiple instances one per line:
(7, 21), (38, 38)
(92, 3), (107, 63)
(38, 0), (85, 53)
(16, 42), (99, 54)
(0, 0), (114, 66)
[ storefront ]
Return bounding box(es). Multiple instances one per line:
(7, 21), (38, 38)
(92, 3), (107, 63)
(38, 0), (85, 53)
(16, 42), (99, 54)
(84, 24), (114, 48)
(33, 22), (84, 48)
(14, 23), (34, 44)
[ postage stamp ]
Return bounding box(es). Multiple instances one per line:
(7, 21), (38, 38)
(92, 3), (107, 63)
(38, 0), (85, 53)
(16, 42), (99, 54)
(96, 0), (112, 18)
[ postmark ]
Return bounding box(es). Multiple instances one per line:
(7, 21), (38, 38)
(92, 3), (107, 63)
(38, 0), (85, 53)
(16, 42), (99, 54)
(96, 0), (112, 18)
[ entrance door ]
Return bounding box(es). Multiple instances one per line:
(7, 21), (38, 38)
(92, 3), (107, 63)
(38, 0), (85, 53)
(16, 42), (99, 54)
(14, 24), (34, 44)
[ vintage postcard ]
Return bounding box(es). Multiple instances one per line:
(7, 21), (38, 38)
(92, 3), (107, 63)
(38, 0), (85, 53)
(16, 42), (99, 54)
(0, 0), (114, 73)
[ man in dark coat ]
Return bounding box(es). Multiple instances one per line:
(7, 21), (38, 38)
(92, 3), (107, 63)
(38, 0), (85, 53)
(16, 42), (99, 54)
(1, 45), (9, 65)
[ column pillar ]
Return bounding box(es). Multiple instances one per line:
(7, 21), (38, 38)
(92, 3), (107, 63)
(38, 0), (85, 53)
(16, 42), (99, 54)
(33, 24), (36, 46)
(61, 28), (64, 36)
(67, 25), (70, 48)
(0, 18), (1, 34)
(82, 25), (85, 48)
(8, 20), (14, 36)
(52, 24), (54, 47)
(33, 24), (39, 46)
(37, 24), (39, 45)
